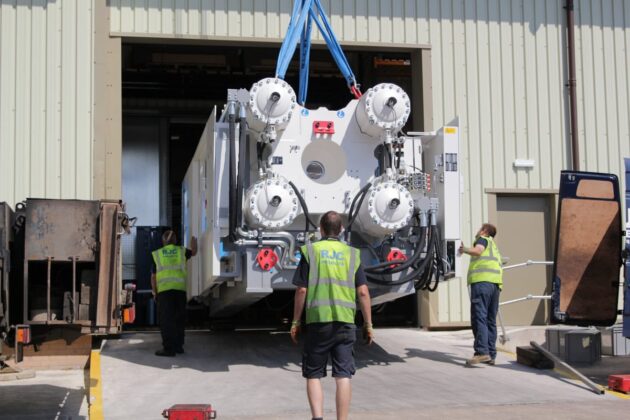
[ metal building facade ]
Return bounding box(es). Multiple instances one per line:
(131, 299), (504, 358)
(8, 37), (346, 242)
(108, 0), (630, 325)
(0, 0), (95, 206)
(1, 0), (629, 325)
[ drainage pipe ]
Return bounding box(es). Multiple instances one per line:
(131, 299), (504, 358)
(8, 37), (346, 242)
(566, 0), (579, 170)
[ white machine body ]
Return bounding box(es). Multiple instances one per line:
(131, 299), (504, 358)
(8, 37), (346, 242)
(182, 80), (462, 315)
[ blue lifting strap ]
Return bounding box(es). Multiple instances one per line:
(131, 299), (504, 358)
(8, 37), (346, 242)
(275, 0), (361, 105)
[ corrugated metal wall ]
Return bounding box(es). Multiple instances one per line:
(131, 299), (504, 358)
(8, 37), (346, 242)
(109, 0), (630, 324)
(0, 0), (95, 207)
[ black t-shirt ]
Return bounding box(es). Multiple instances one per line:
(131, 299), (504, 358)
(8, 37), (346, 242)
(292, 239), (367, 288)
(151, 247), (193, 274)
(474, 237), (489, 249)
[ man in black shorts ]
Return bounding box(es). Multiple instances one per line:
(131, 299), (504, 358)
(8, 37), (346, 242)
(291, 211), (373, 420)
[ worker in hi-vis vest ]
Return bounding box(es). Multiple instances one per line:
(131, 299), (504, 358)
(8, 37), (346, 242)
(151, 230), (197, 357)
(290, 211), (373, 420)
(459, 223), (503, 366)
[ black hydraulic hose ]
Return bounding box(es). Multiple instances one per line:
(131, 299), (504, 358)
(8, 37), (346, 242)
(346, 183), (372, 235)
(365, 223), (425, 271)
(425, 228), (444, 291)
(364, 227), (427, 274)
(365, 226), (437, 287)
(415, 226), (442, 290)
(348, 183), (371, 222)
(384, 144), (393, 170)
(256, 142), (265, 173)
(235, 117), (248, 229)
(288, 181), (318, 232)
(228, 112), (237, 239)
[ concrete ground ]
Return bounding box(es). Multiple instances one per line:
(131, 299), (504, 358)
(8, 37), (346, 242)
(97, 328), (628, 419)
(0, 369), (88, 419)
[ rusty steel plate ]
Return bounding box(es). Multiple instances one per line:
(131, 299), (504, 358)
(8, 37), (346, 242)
(24, 199), (100, 261)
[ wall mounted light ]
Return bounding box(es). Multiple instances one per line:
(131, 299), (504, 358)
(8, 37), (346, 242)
(513, 159), (535, 169)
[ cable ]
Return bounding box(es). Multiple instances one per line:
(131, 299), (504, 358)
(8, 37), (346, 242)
(288, 181), (318, 233)
(364, 226), (441, 289)
(364, 227), (427, 275)
(346, 183), (371, 236)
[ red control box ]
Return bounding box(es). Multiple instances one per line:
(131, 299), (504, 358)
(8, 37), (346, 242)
(162, 404), (216, 420)
(608, 375), (630, 393)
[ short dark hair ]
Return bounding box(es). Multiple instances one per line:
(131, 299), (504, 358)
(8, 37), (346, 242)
(320, 211), (343, 236)
(162, 230), (177, 246)
(481, 223), (497, 238)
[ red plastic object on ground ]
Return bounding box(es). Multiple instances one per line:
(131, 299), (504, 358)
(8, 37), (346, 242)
(162, 404), (216, 420)
(313, 120), (335, 134)
(386, 249), (407, 268)
(256, 248), (278, 271)
(608, 375), (630, 393)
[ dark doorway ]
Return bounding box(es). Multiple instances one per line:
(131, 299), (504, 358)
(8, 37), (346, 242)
(121, 42), (415, 326)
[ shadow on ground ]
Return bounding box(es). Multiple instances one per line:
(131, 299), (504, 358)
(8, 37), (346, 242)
(0, 384), (86, 420)
(103, 330), (412, 373)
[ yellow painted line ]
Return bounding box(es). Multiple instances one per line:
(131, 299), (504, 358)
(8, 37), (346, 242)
(497, 348), (517, 358)
(553, 368), (630, 400)
(604, 388), (630, 400)
(89, 350), (104, 420)
(500, 347), (630, 400)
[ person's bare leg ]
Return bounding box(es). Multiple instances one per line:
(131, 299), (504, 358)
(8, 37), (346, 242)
(307, 378), (324, 419)
(335, 377), (351, 420)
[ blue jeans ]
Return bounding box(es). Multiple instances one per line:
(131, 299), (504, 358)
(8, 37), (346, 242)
(470, 282), (500, 359)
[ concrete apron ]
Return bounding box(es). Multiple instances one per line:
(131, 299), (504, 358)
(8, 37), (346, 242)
(96, 329), (625, 420)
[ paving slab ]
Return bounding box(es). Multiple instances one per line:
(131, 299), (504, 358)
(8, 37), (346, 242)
(0, 370), (88, 419)
(100, 328), (628, 419)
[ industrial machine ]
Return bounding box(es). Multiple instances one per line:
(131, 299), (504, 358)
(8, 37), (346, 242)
(182, 87), (461, 317)
(181, 0), (461, 317)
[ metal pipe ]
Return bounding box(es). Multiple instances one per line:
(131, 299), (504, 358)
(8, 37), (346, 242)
(233, 239), (296, 270)
(407, 131), (436, 137)
(235, 228), (299, 263)
(497, 308), (509, 344)
(71, 256), (77, 322)
(235, 104), (248, 230)
(503, 260), (553, 271)
(566, 0), (579, 170)
(228, 102), (238, 239)
(497, 293), (552, 342)
(500, 295), (551, 306)
(259, 232), (299, 263)
(47, 256), (52, 322)
(531, 341), (604, 395)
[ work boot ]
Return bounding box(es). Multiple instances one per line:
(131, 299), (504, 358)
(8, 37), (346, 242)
(465, 354), (491, 365)
(483, 358), (496, 366)
(155, 349), (176, 357)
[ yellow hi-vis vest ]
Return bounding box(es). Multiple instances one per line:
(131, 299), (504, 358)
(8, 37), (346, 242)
(301, 240), (360, 325)
(467, 236), (503, 289)
(152, 245), (187, 294)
